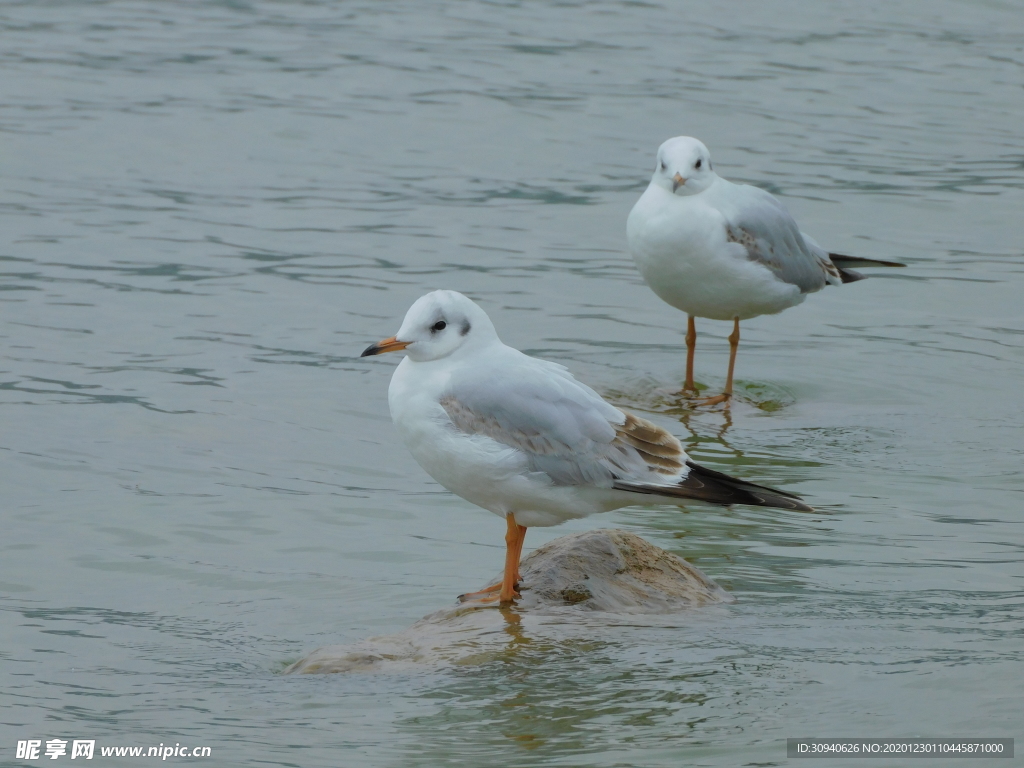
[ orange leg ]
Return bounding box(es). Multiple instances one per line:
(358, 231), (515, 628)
(499, 513), (526, 604)
(512, 522), (527, 582)
(458, 515), (528, 604)
(682, 315), (697, 393)
(699, 318), (739, 406)
(725, 317), (740, 396)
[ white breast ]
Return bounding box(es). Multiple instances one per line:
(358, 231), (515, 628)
(387, 357), (623, 528)
(627, 183), (804, 321)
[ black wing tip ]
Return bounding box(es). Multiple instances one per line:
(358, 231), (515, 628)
(681, 460), (801, 496)
(837, 266), (867, 284)
(748, 492), (814, 513)
(614, 462), (814, 513)
(828, 252), (906, 269)
(686, 460), (813, 512)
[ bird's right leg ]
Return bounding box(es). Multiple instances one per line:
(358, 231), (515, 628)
(511, 522), (527, 583)
(457, 514), (524, 604)
(696, 318), (739, 406)
(683, 315), (697, 393)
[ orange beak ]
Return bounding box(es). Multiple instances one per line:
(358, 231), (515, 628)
(672, 173), (686, 192)
(360, 335), (410, 357)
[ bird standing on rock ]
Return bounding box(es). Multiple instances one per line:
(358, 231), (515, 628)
(362, 290), (811, 605)
(627, 136), (903, 405)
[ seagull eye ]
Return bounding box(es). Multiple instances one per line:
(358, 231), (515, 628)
(660, 161), (666, 171)
(431, 320), (447, 332)
(695, 159), (702, 169)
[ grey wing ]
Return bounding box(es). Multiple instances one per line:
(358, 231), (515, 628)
(709, 182), (840, 293)
(441, 360), (685, 487)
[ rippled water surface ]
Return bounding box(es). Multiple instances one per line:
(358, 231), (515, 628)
(2, 1), (1022, 765)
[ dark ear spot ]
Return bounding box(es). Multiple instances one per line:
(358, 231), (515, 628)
(461, 321), (471, 336)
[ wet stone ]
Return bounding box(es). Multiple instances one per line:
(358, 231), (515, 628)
(560, 583), (592, 604)
(514, 528), (733, 612)
(284, 529), (733, 674)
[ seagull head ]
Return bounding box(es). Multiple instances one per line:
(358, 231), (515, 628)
(361, 290), (499, 363)
(652, 136), (715, 196)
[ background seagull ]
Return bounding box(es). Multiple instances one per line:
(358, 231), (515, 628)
(627, 136), (904, 405)
(362, 290), (811, 605)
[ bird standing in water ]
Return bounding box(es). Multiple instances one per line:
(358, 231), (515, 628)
(362, 290), (811, 605)
(628, 136), (903, 404)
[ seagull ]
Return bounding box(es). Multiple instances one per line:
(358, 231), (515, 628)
(627, 136), (904, 405)
(361, 290), (811, 605)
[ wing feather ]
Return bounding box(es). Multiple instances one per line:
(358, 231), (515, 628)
(615, 412), (685, 474)
(439, 356), (810, 510)
(440, 358), (686, 486)
(707, 181), (838, 293)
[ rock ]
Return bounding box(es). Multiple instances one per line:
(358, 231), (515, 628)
(284, 529), (732, 674)
(511, 528), (733, 612)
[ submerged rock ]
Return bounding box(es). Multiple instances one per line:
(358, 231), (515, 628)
(284, 529), (732, 674)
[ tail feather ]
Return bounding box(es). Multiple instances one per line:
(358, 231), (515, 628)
(835, 265), (867, 284)
(828, 253), (906, 269)
(614, 460), (813, 512)
(827, 253), (904, 285)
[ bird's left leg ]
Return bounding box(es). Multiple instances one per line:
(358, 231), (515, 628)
(499, 513), (524, 603)
(457, 514), (526, 604)
(699, 318), (739, 406)
(683, 315), (697, 393)
(724, 317), (740, 396)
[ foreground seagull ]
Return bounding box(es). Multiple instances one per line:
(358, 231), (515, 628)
(628, 136), (903, 404)
(362, 290), (811, 604)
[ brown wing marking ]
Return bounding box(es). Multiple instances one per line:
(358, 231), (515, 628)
(728, 224), (840, 283)
(726, 225), (763, 259)
(614, 410), (684, 476)
(822, 259), (842, 281)
(440, 395), (559, 455)
(441, 397), (684, 477)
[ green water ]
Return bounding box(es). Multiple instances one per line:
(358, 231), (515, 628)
(1, 1), (1022, 765)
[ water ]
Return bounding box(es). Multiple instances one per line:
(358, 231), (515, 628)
(2, 0), (1022, 765)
